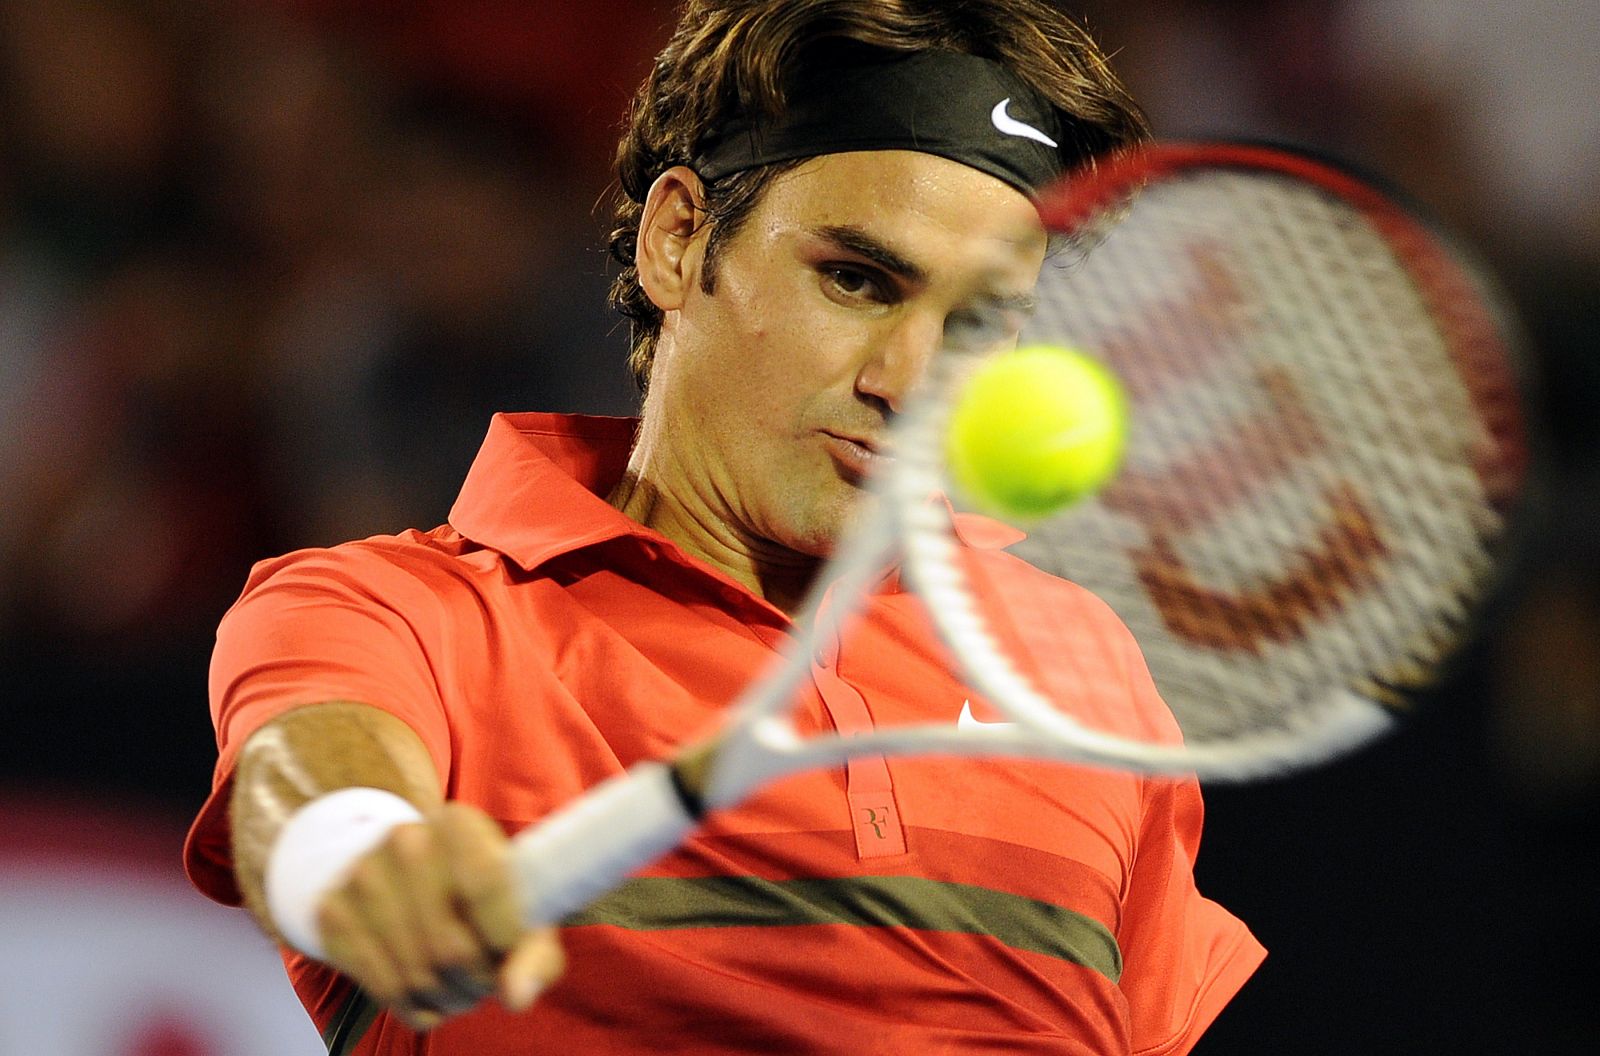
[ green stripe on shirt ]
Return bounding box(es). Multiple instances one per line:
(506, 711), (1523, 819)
(566, 874), (1123, 982)
(323, 983), (382, 1056)
(320, 874), (1122, 1052)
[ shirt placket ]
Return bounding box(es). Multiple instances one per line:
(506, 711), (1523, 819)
(808, 587), (909, 860)
(741, 575), (910, 861)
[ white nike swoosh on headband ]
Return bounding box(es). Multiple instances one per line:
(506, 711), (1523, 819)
(958, 700), (1016, 730)
(990, 99), (1058, 148)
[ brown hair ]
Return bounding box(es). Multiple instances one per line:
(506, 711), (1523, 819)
(608, 0), (1150, 392)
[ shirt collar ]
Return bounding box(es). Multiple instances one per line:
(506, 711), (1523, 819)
(448, 412), (646, 571)
(447, 411), (1025, 572)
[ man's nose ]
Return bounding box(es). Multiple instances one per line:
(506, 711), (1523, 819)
(853, 315), (944, 414)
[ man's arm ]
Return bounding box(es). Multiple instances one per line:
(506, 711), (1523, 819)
(230, 701), (564, 1030)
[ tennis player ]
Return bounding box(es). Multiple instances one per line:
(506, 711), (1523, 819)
(185, 2), (1264, 1053)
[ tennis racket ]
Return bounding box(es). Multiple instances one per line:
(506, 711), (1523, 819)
(509, 141), (1533, 927)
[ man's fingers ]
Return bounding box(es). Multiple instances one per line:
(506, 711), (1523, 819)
(307, 804), (559, 1028)
(342, 838), (429, 965)
(435, 803), (525, 952)
(387, 824), (497, 989)
(317, 890), (411, 1013)
(336, 824), (493, 1021)
(498, 927), (566, 1012)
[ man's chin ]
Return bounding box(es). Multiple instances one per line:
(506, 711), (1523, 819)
(792, 490), (881, 559)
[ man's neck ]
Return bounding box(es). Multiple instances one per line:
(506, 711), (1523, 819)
(606, 466), (819, 618)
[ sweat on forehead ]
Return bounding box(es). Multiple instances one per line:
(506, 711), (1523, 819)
(693, 50), (1074, 196)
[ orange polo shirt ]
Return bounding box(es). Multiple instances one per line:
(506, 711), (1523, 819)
(185, 412), (1263, 1056)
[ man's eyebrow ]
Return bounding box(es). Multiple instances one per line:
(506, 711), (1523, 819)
(992, 290), (1038, 315)
(813, 225), (928, 285)
(813, 224), (1037, 314)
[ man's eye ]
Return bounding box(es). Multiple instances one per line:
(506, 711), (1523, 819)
(944, 304), (1025, 352)
(823, 265), (888, 303)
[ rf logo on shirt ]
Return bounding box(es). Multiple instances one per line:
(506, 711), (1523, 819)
(860, 806), (891, 839)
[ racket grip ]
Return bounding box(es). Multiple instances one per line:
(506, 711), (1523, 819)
(508, 761), (698, 926)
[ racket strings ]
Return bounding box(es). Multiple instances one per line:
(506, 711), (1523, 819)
(932, 163), (1526, 755)
(1249, 184), (1498, 684)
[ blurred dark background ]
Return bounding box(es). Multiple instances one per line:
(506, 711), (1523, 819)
(1, 1), (1595, 1053)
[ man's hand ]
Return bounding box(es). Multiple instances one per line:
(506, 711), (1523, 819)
(231, 702), (565, 1031)
(315, 802), (565, 1030)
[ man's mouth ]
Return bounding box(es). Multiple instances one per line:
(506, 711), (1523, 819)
(822, 432), (895, 479)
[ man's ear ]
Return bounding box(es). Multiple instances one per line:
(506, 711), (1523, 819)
(636, 166), (708, 312)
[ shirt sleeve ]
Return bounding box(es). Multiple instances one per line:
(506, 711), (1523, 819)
(183, 541), (455, 906)
(1116, 640), (1267, 1055)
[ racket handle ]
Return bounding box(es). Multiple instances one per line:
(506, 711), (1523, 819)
(508, 761), (698, 926)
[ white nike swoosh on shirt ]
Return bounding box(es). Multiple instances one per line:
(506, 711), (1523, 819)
(990, 99), (1059, 148)
(958, 700), (1017, 730)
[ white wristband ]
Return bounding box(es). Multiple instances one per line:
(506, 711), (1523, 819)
(264, 787), (424, 958)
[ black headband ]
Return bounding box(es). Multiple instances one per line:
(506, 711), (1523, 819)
(693, 51), (1070, 195)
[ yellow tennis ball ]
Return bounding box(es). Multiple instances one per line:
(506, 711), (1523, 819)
(946, 344), (1128, 519)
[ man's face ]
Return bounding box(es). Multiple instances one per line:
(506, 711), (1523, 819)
(646, 149), (1047, 560)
